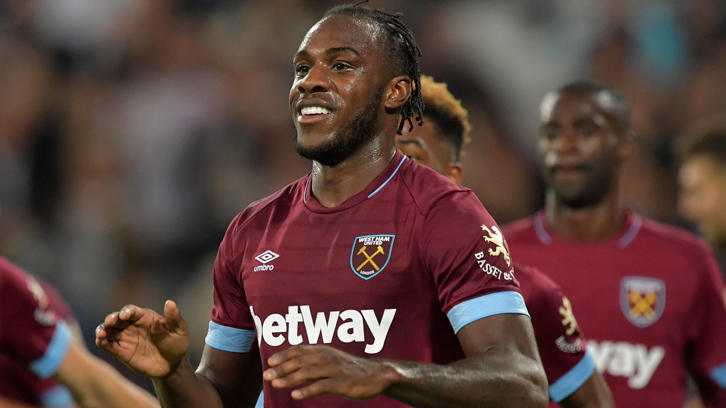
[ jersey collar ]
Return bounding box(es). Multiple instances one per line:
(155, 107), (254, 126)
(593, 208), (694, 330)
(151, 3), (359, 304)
(303, 150), (407, 214)
(533, 209), (642, 248)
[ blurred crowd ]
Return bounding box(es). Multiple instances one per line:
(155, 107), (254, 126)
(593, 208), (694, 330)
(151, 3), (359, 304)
(0, 0), (725, 384)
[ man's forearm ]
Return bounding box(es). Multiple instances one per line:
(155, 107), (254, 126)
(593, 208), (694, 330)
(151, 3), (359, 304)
(153, 358), (225, 408)
(383, 349), (548, 408)
(74, 358), (160, 408)
(56, 340), (160, 408)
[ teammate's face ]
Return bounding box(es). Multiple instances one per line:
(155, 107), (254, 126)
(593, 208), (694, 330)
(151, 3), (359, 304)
(290, 16), (390, 166)
(678, 156), (726, 245)
(538, 91), (630, 208)
(396, 119), (462, 184)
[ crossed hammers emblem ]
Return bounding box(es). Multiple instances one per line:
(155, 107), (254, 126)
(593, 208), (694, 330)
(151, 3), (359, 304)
(356, 245), (385, 271)
(629, 292), (657, 317)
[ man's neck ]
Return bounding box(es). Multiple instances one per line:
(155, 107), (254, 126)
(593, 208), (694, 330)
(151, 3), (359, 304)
(544, 190), (625, 242)
(310, 141), (396, 208)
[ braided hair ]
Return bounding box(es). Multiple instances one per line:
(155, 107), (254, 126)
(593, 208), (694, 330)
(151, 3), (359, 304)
(323, 2), (424, 134)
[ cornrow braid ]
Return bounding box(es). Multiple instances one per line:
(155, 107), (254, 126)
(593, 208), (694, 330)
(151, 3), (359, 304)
(323, 2), (424, 135)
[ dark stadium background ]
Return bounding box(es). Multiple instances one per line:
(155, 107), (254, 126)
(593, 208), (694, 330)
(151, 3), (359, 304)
(1, 0), (724, 391)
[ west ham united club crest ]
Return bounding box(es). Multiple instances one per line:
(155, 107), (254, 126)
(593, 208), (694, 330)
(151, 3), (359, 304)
(620, 277), (666, 328)
(350, 234), (395, 280)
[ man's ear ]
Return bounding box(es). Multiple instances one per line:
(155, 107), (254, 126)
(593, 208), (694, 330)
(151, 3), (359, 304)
(446, 162), (464, 185)
(384, 76), (412, 110)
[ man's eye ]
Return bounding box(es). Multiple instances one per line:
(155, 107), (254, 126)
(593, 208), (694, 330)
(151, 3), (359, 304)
(295, 65), (310, 76)
(542, 130), (558, 141)
(332, 63), (349, 71)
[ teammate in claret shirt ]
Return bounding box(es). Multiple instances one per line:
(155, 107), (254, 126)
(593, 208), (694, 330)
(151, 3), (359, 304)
(502, 81), (726, 408)
(1, 272), (77, 408)
(0, 257), (160, 408)
(95, 3), (549, 408)
(396, 74), (615, 408)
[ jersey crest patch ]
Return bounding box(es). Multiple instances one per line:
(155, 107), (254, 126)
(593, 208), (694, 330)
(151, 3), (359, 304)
(350, 235), (395, 280)
(481, 225), (511, 266)
(620, 277), (666, 328)
(559, 296), (579, 336)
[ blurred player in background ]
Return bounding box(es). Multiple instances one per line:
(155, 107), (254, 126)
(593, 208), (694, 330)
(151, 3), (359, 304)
(502, 81), (726, 407)
(396, 74), (615, 408)
(677, 119), (726, 277)
(95, 3), (549, 408)
(1, 271), (79, 408)
(0, 254), (160, 408)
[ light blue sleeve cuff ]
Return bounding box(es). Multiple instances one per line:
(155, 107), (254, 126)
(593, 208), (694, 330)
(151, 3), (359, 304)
(256, 392), (264, 408)
(710, 362), (726, 388)
(205, 321), (256, 353)
(29, 320), (72, 379)
(41, 385), (75, 407)
(549, 350), (596, 402)
(447, 291), (530, 334)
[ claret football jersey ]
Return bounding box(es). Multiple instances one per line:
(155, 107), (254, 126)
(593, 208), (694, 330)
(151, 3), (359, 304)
(206, 150), (529, 407)
(505, 211), (726, 407)
(516, 263), (594, 406)
(0, 257), (75, 407)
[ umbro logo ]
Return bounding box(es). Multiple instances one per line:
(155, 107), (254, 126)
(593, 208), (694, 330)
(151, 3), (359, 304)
(254, 250), (279, 271)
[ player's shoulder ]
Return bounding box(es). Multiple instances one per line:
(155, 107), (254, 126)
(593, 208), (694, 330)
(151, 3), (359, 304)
(398, 158), (478, 216)
(0, 261), (76, 326)
(42, 281), (74, 321)
(637, 215), (712, 258)
(501, 215), (537, 242)
(0, 256), (28, 288)
(229, 176), (307, 232)
(515, 262), (563, 305)
(0, 258), (44, 315)
(634, 215), (720, 279)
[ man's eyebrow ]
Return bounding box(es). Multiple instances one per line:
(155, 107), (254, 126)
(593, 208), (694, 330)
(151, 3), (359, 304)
(573, 117), (596, 125)
(293, 50), (310, 60)
(293, 47), (361, 60)
(326, 47), (361, 57)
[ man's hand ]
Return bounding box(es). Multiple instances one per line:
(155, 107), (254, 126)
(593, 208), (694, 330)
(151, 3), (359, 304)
(263, 345), (399, 400)
(95, 300), (189, 379)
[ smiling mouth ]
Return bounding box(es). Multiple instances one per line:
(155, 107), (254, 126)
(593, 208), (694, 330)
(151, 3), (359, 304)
(299, 105), (332, 118)
(551, 166), (587, 179)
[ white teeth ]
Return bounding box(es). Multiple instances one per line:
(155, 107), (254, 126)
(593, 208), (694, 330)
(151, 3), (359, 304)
(300, 106), (332, 115)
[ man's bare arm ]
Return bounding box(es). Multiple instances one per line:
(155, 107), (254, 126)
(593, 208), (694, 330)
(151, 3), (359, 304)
(265, 314), (549, 407)
(559, 370), (615, 408)
(384, 314), (547, 407)
(54, 339), (160, 408)
(152, 348), (262, 408)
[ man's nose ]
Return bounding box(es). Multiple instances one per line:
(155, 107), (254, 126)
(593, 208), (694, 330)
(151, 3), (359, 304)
(298, 63), (330, 94)
(554, 128), (579, 153)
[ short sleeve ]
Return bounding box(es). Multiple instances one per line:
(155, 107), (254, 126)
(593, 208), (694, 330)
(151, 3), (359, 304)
(520, 265), (594, 402)
(40, 384), (75, 407)
(423, 192), (528, 333)
(207, 213), (257, 353)
(0, 271), (71, 379)
(685, 246), (726, 406)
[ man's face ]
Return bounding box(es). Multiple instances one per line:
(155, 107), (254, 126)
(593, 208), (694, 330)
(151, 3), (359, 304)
(290, 15), (389, 166)
(538, 91), (628, 208)
(678, 156), (726, 246)
(396, 119), (462, 184)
